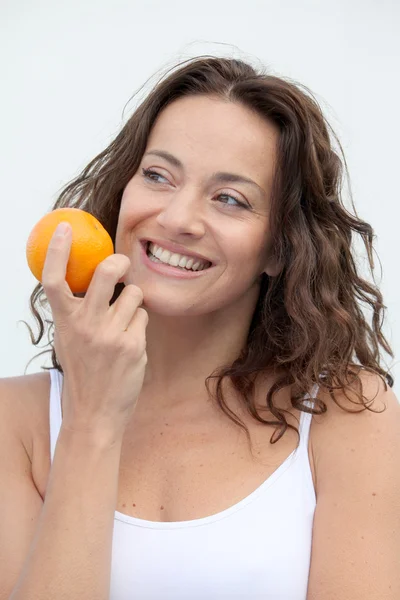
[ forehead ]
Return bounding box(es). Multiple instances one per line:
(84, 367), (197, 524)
(146, 96), (279, 190)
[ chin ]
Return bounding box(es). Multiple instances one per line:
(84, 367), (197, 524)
(142, 290), (243, 319)
(142, 298), (200, 317)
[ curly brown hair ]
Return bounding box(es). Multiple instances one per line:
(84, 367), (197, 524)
(23, 55), (394, 447)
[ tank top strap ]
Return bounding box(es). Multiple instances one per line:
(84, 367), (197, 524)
(298, 382), (319, 450)
(49, 367), (64, 463)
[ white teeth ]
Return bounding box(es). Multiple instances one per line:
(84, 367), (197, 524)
(185, 258), (194, 270)
(169, 253), (180, 267)
(147, 242), (209, 271)
(160, 249), (171, 263)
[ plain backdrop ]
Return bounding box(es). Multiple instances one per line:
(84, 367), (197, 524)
(1, 0), (399, 391)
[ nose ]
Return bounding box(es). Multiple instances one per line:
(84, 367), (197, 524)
(155, 188), (206, 238)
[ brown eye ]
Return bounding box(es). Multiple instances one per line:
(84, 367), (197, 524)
(142, 168), (169, 184)
(216, 193), (249, 209)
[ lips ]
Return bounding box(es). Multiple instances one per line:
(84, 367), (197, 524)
(140, 239), (212, 278)
(141, 239), (213, 266)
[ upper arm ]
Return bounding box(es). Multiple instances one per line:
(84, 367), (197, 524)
(307, 373), (400, 600)
(0, 378), (44, 600)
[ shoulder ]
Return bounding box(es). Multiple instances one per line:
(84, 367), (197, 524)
(0, 371), (51, 462)
(306, 372), (400, 597)
(310, 369), (400, 492)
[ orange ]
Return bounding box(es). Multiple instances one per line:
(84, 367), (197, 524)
(26, 207), (114, 293)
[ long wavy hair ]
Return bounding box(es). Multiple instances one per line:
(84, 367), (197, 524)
(23, 55), (394, 447)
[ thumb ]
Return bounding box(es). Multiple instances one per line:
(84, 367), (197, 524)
(42, 222), (75, 316)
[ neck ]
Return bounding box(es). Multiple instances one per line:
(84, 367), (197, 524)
(137, 287), (260, 415)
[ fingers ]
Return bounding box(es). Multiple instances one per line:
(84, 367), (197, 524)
(41, 222), (74, 314)
(125, 307), (148, 357)
(109, 284), (146, 331)
(124, 306), (149, 356)
(42, 222), (141, 333)
(83, 254), (133, 315)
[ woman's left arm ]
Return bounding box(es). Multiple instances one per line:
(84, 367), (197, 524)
(307, 372), (400, 600)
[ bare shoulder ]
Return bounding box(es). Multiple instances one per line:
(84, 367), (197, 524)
(0, 371), (51, 466)
(310, 369), (400, 490)
(306, 372), (400, 598)
(0, 372), (52, 598)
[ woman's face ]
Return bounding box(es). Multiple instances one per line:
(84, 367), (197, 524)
(115, 95), (279, 316)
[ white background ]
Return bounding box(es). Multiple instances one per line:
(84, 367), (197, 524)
(1, 0), (399, 389)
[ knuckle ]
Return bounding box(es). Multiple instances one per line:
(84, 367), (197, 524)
(74, 319), (98, 344)
(42, 275), (62, 292)
(137, 307), (149, 324)
(80, 327), (94, 344)
(137, 351), (148, 367)
(55, 320), (70, 335)
(121, 333), (146, 357)
(46, 241), (63, 254)
(125, 284), (144, 303)
(120, 337), (140, 356)
(97, 261), (118, 278)
(97, 254), (131, 280)
(113, 253), (131, 268)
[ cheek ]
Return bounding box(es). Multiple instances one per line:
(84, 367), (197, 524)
(115, 207), (139, 254)
(115, 189), (150, 242)
(226, 235), (268, 271)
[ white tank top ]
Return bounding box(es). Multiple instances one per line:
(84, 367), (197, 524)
(49, 368), (318, 599)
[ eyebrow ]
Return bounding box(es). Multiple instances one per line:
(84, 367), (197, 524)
(144, 150), (265, 194)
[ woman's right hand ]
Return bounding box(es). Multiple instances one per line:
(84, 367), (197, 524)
(41, 221), (149, 441)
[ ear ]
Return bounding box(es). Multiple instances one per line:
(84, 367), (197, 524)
(263, 254), (282, 278)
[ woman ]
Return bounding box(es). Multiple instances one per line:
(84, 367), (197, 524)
(1, 56), (399, 599)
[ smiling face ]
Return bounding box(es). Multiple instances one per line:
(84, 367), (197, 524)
(115, 95), (280, 317)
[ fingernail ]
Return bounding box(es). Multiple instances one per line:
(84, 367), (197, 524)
(55, 222), (70, 237)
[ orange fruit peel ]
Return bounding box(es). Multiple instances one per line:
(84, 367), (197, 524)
(26, 207), (114, 293)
